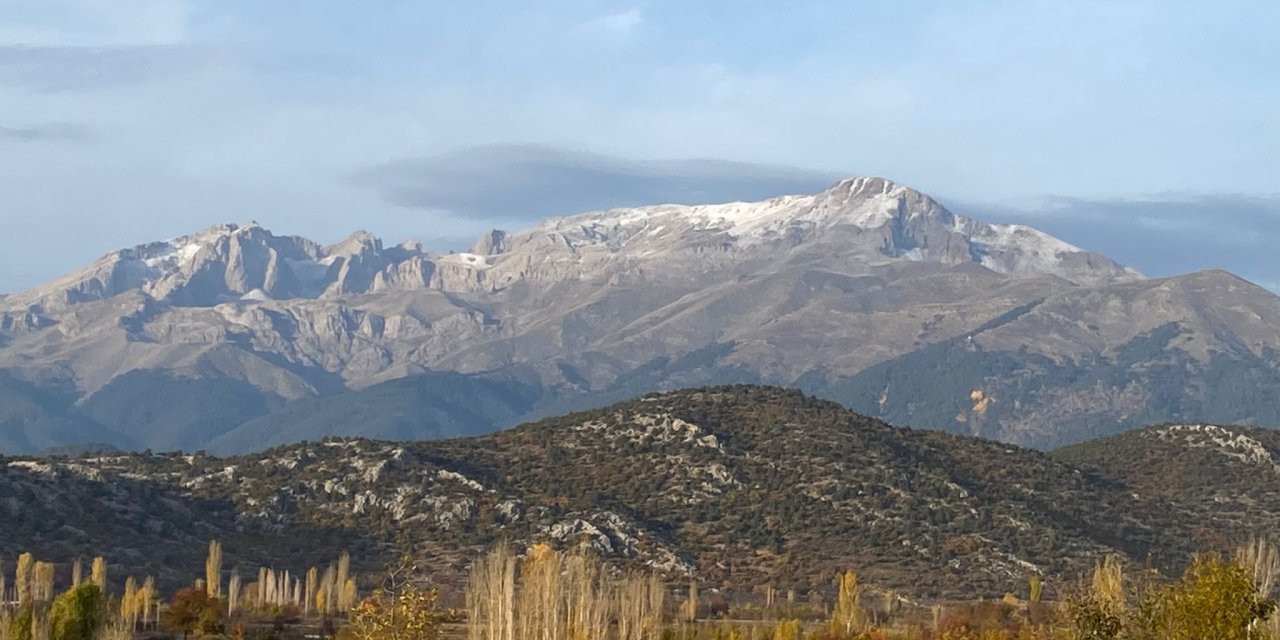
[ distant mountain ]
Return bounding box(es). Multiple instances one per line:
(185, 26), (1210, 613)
(0, 177), (1276, 453)
(207, 370), (542, 454)
(0, 386), (1214, 599)
(0, 371), (131, 454)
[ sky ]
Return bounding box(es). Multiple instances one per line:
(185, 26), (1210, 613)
(1, 0), (1277, 292)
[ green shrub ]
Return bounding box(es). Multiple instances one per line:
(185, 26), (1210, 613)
(1134, 554), (1275, 640)
(7, 606), (32, 640)
(48, 583), (105, 640)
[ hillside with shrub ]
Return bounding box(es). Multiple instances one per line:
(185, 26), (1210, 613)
(0, 386), (1266, 602)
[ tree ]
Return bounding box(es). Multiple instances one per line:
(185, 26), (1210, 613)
(205, 540), (223, 599)
(344, 587), (443, 640)
(830, 570), (865, 635)
(8, 605), (33, 640)
(163, 588), (224, 639)
(1136, 554), (1276, 640)
(337, 552), (353, 610)
(33, 562), (55, 603)
(15, 553), (33, 607)
(48, 583), (105, 640)
(90, 558), (107, 593)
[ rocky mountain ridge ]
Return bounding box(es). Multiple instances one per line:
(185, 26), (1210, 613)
(0, 177), (1276, 454)
(4, 178), (1139, 316)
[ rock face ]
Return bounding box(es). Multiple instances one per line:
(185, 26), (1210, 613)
(0, 177), (1276, 453)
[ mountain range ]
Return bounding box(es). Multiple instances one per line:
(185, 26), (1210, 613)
(1, 177), (1277, 454)
(1, 387), (1272, 600)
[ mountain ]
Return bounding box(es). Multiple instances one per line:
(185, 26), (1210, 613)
(0, 371), (131, 454)
(207, 370), (543, 454)
(0, 177), (1276, 453)
(1055, 423), (1280, 550)
(0, 386), (1215, 599)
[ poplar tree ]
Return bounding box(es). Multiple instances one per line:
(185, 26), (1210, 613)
(336, 552), (352, 610)
(341, 579), (358, 615)
(205, 540), (223, 599)
(317, 565), (340, 615)
(16, 553), (34, 606)
(121, 577), (138, 627)
(684, 578), (698, 623)
(89, 558), (107, 593)
(831, 570), (865, 635)
(228, 573), (241, 616)
(33, 562), (55, 603)
(305, 567), (318, 616)
(141, 576), (157, 630)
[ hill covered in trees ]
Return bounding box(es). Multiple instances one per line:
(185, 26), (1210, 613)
(0, 386), (1267, 600)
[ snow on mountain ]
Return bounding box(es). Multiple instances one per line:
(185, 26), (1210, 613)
(3, 177), (1140, 316)
(0, 178), (1276, 456)
(478, 176), (1142, 287)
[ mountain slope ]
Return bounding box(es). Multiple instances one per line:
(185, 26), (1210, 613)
(814, 270), (1280, 447)
(80, 370), (285, 452)
(0, 451), (352, 590)
(0, 177), (1276, 453)
(0, 387), (1208, 599)
(207, 370), (542, 454)
(0, 372), (131, 455)
(1055, 423), (1280, 550)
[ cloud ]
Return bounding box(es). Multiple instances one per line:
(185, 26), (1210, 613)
(0, 0), (191, 48)
(0, 44), (205, 92)
(578, 9), (643, 36)
(951, 194), (1280, 292)
(0, 122), (91, 142)
(351, 146), (1278, 292)
(350, 144), (843, 221)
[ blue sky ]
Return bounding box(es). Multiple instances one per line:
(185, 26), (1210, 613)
(1, 0), (1277, 291)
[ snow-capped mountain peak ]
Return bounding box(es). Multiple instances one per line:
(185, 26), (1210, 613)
(484, 177), (1140, 286)
(5, 178), (1142, 314)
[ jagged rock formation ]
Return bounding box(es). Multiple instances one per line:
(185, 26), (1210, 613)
(0, 177), (1276, 453)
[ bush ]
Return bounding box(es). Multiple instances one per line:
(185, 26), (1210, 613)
(1133, 554), (1276, 640)
(163, 588), (225, 639)
(342, 587), (443, 640)
(7, 606), (32, 640)
(48, 583), (105, 640)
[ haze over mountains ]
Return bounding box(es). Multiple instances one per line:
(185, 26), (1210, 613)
(1, 177), (1276, 454)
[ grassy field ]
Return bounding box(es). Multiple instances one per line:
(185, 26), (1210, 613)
(3, 539), (1280, 639)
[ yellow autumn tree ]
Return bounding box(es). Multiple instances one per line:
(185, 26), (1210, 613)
(33, 562), (55, 603)
(831, 570), (866, 635)
(344, 587), (443, 640)
(205, 540), (223, 599)
(337, 552), (353, 610)
(121, 577), (139, 626)
(90, 557), (107, 593)
(16, 552), (34, 606)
